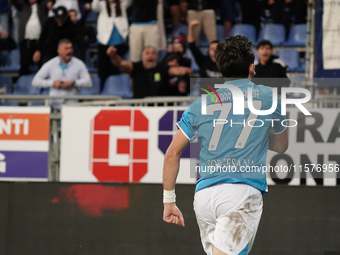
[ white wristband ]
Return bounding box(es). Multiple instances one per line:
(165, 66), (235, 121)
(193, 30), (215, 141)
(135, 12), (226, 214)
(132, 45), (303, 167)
(163, 189), (176, 203)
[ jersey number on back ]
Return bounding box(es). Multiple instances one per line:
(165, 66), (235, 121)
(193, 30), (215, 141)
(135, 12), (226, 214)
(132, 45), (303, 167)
(206, 101), (262, 151)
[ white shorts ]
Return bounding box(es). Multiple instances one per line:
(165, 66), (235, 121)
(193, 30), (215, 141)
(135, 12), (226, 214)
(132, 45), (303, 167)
(193, 183), (263, 255)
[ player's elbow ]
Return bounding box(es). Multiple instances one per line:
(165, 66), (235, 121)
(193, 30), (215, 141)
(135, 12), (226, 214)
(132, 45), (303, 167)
(165, 147), (181, 160)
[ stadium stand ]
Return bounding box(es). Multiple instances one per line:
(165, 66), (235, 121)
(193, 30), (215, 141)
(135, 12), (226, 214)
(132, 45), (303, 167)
(230, 24), (257, 44)
(256, 24), (286, 47)
(0, 75), (13, 94)
(253, 48), (259, 61)
(78, 76), (101, 95)
(85, 9), (98, 24)
(283, 24), (307, 47)
(101, 75), (132, 98)
(275, 49), (300, 72)
(13, 75), (41, 95)
(0, 50), (20, 73)
(85, 52), (99, 73)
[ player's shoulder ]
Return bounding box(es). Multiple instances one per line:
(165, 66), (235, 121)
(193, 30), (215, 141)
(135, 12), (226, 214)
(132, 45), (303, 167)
(253, 83), (275, 99)
(190, 97), (202, 110)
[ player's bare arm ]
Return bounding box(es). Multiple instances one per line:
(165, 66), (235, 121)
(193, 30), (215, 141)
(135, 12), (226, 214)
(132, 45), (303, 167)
(106, 46), (134, 74)
(163, 130), (189, 227)
(269, 128), (288, 154)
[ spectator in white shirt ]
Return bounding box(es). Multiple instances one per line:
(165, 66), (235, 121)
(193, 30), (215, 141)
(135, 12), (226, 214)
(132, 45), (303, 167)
(92, 0), (130, 90)
(32, 39), (92, 108)
(13, 0), (46, 75)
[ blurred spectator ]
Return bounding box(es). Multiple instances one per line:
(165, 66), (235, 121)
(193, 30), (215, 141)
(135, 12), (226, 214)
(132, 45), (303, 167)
(12, 0), (46, 75)
(164, 36), (191, 67)
(187, 20), (221, 78)
(92, 0), (129, 90)
(238, 0), (264, 35)
(269, 0), (293, 38)
(267, 0), (307, 37)
(68, 5), (95, 61)
(169, 0), (181, 27)
(254, 40), (291, 95)
(185, 0), (217, 45)
(168, 0), (187, 27)
(33, 6), (77, 64)
(129, 0), (159, 62)
(0, 24), (16, 51)
(293, 0), (307, 24)
(9, 0), (20, 45)
(163, 52), (190, 96)
(157, 0), (166, 51)
(48, 0), (81, 20)
(217, 0), (237, 37)
(107, 45), (192, 98)
(32, 39), (92, 108)
(0, 0), (9, 36)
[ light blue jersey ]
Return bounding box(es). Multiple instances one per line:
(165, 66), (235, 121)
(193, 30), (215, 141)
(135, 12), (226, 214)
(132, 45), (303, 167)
(177, 79), (286, 194)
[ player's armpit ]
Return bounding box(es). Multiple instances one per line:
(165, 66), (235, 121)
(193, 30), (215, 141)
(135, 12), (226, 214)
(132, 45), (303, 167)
(269, 128), (288, 154)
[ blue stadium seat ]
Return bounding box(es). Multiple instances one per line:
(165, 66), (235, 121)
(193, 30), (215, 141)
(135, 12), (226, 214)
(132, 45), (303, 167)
(85, 10), (98, 23)
(0, 50), (20, 72)
(79, 76), (101, 95)
(41, 88), (49, 95)
(13, 75), (41, 95)
(283, 24), (307, 47)
(185, 49), (199, 73)
(0, 102), (19, 106)
(217, 24), (227, 42)
(171, 25), (188, 38)
(257, 24), (286, 47)
(28, 101), (46, 106)
(275, 49), (300, 72)
(230, 24), (257, 44)
(101, 75), (132, 98)
(85, 51), (98, 72)
(0, 75), (13, 93)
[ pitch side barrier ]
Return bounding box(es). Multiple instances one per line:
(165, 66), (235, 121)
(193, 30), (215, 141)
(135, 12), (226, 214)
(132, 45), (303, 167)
(0, 94), (335, 182)
(0, 95), (196, 181)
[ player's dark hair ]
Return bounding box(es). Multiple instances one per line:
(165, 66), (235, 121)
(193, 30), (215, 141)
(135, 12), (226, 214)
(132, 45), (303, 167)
(256, 40), (273, 50)
(214, 35), (254, 78)
(209, 40), (219, 46)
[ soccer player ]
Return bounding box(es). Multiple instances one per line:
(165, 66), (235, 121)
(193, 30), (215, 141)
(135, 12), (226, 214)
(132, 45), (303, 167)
(162, 35), (288, 255)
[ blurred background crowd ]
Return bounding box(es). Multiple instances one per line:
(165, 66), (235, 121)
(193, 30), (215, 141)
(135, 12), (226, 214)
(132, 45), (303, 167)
(0, 0), (308, 104)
